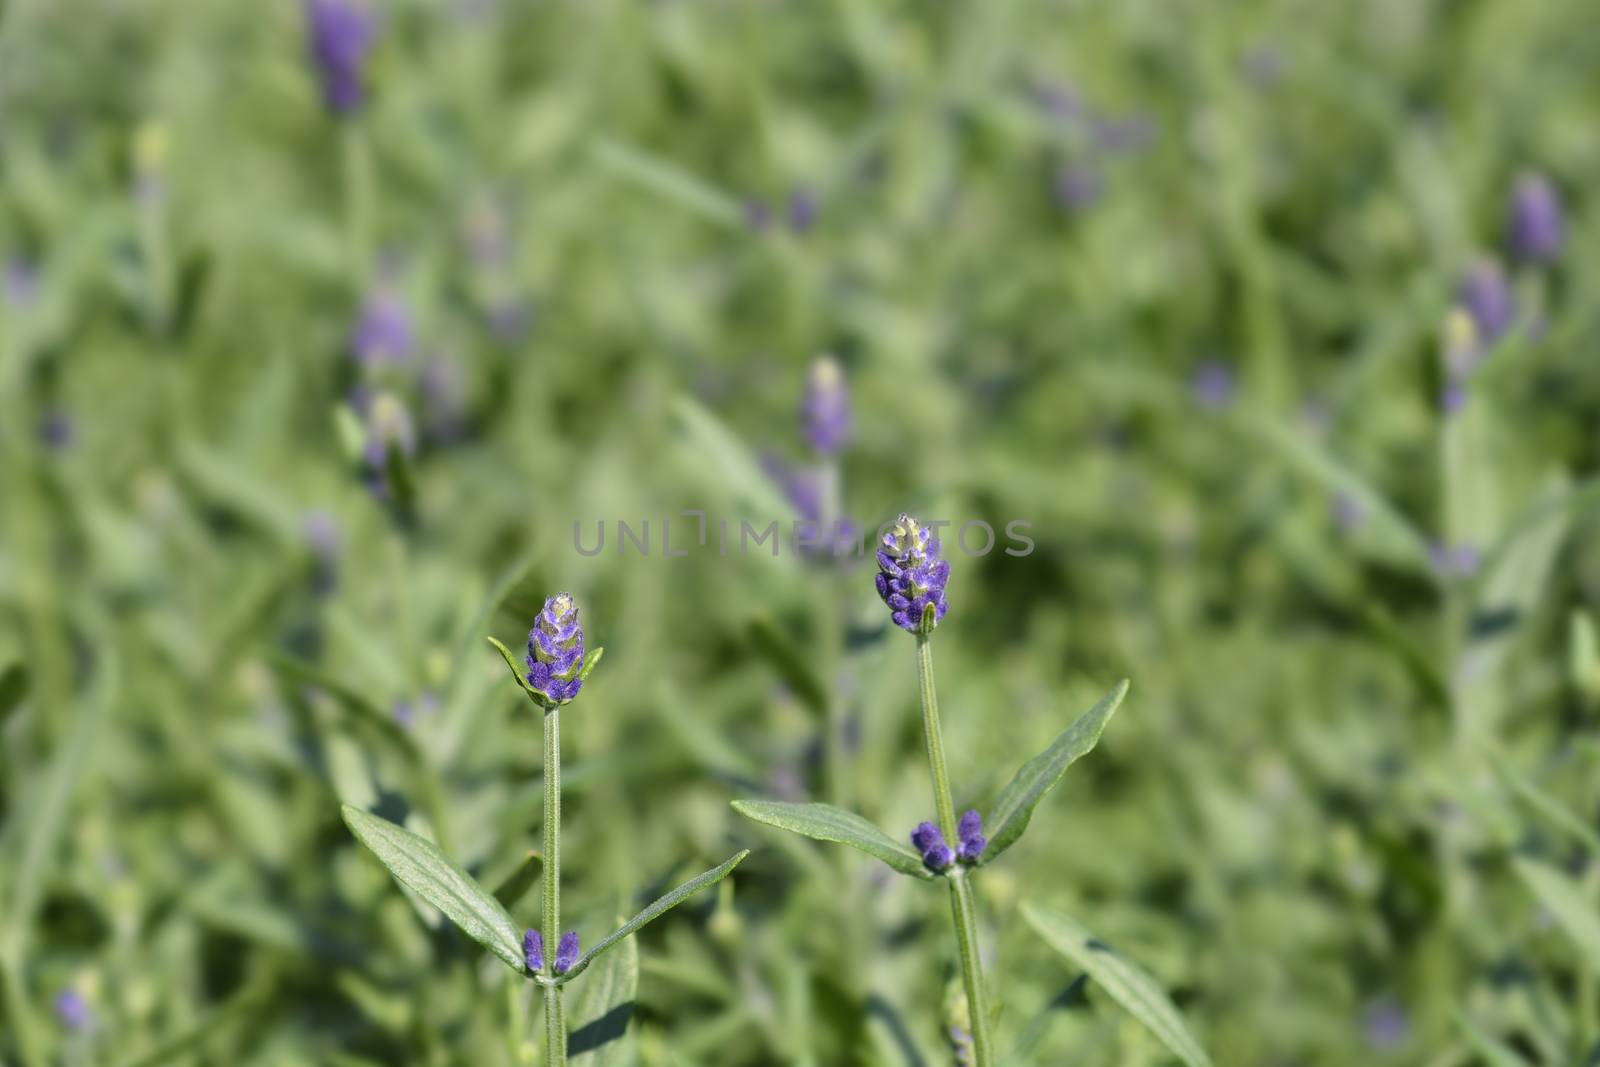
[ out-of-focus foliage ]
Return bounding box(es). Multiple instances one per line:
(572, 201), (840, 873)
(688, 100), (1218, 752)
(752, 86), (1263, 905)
(2, 0), (1599, 1064)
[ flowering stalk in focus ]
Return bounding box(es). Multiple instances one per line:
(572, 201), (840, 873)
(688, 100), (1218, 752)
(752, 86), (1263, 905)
(345, 593), (745, 1067)
(736, 513), (1134, 1066)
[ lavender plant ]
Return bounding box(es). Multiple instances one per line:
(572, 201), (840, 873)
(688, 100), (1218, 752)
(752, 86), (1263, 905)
(735, 515), (1209, 1066)
(343, 593), (747, 1065)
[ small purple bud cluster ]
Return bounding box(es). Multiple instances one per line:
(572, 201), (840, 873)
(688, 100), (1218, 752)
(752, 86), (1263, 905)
(361, 392), (416, 499)
(525, 593), (584, 705)
(876, 515), (950, 633)
(911, 811), (985, 872)
(1430, 541), (1480, 579)
(1506, 172), (1563, 265)
(800, 356), (852, 457)
(745, 189), (821, 235)
(305, 0), (376, 116)
(1190, 361), (1236, 411)
(350, 288), (414, 368)
(524, 928), (579, 974)
(1456, 259), (1513, 345)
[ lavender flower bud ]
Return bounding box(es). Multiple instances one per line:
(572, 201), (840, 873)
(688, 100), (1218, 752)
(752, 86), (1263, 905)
(525, 593), (585, 705)
(1456, 259), (1513, 344)
(524, 928), (544, 972)
(361, 393), (416, 498)
(956, 809), (986, 862)
(554, 930), (579, 974)
(800, 356), (852, 456)
(788, 188), (819, 233)
(305, 0), (376, 116)
(4, 257), (39, 308)
(1053, 163), (1103, 214)
(302, 508), (341, 595)
(911, 821), (954, 872)
(876, 515), (950, 633)
(1506, 172), (1563, 264)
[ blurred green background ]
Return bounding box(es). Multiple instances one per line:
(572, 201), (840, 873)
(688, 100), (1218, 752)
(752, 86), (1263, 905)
(3, 0), (1600, 1064)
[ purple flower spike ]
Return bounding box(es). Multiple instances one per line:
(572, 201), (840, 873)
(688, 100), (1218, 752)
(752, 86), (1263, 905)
(54, 989), (90, 1032)
(554, 930), (579, 974)
(788, 188), (819, 233)
(1456, 259), (1513, 344)
(800, 356), (852, 456)
(1506, 172), (1563, 264)
(876, 514), (950, 633)
(305, 0), (376, 116)
(1190, 361), (1235, 411)
(524, 928), (544, 972)
(911, 821), (954, 872)
(956, 809), (986, 862)
(525, 593), (586, 705)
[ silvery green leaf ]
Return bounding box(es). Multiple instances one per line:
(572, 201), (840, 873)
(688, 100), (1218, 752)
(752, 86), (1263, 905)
(579, 646), (604, 681)
(981, 680), (1128, 863)
(1513, 857), (1600, 973)
(485, 635), (544, 703)
(1021, 902), (1213, 1067)
(732, 800), (932, 880)
(341, 805), (524, 973)
(556, 851), (749, 983)
(568, 925), (638, 1067)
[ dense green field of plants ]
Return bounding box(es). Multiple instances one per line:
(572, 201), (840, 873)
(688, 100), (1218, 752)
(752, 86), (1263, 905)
(3, 1), (1599, 1064)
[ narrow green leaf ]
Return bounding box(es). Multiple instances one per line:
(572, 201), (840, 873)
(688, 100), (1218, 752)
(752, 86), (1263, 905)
(1485, 748), (1600, 854)
(592, 138), (744, 228)
(492, 850), (544, 910)
(1456, 1010), (1535, 1067)
(568, 925), (638, 1066)
(112, 978), (271, 1067)
(668, 395), (796, 523)
(341, 805), (524, 973)
(732, 800), (932, 880)
(981, 681), (1128, 863)
(1021, 902), (1213, 1067)
(579, 646), (604, 681)
(747, 617), (827, 716)
(0, 663), (28, 726)
(557, 851), (749, 984)
(1513, 857), (1600, 973)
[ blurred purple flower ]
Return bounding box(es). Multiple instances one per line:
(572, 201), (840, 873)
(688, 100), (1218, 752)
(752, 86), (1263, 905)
(1456, 259), (1513, 344)
(1429, 541), (1480, 579)
(420, 353), (468, 442)
(788, 188), (819, 233)
(1362, 996), (1409, 1051)
(302, 509), (341, 594)
(37, 409), (75, 451)
(1032, 80), (1082, 121)
(1093, 113), (1155, 155)
(744, 199), (773, 233)
(1506, 172), (1563, 264)
(4, 258), (39, 307)
(350, 289), (413, 367)
(305, 0), (376, 116)
(361, 392), (416, 498)
(800, 356), (852, 456)
(1190, 361), (1235, 411)
(1053, 163), (1102, 213)
(54, 989), (90, 1032)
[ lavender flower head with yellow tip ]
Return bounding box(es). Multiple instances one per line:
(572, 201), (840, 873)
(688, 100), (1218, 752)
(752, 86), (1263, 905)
(526, 593), (584, 704)
(876, 514), (950, 633)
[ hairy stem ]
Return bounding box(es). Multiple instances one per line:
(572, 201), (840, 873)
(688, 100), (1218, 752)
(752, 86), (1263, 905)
(543, 706), (565, 1067)
(914, 635), (993, 1067)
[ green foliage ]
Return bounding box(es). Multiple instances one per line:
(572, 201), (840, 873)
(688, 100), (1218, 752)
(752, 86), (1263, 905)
(342, 805), (526, 974)
(1021, 903), (1213, 1067)
(980, 680), (1128, 863)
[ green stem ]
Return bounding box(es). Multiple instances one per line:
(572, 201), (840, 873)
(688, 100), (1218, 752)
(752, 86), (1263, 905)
(914, 635), (958, 843)
(914, 635), (993, 1067)
(542, 706), (565, 1067)
(947, 870), (994, 1067)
